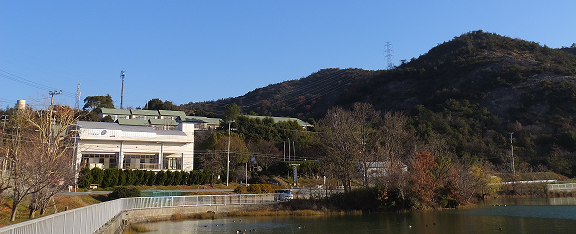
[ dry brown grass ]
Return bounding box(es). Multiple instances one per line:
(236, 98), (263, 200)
(170, 212), (218, 221)
(0, 195), (104, 227)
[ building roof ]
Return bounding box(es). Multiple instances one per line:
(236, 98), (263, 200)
(117, 119), (150, 126)
(149, 119), (179, 126)
(181, 116), (221, 125)
(100, 108), (131, 115)
(245, 115), (313, 127)
(158, 110), (186, 118)
(77, 121), (186, 136)
(131, 109), (160, 116)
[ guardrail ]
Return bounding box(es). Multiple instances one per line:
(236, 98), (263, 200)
(0, 193), (276, 234)
(548, 183), (576, 191)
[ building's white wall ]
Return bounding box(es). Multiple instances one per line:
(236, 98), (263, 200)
(76, 124), (194, 172)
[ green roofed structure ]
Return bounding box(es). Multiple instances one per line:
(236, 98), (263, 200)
(181, 116), (221, 130)
(130, 109), (160, 119)
(245, 115), (313, 128)
(158, 110), (186, 120)
(100, 108), (131, 121)
(117, 119), (149, 126)
(149, 118), (179, 130)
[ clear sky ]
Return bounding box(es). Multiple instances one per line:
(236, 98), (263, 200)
(1, 1), (575, 110)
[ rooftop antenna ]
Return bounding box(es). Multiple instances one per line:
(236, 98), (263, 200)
(120, 70), (126, 109)
(385, 42), (394, 69)
(75, 82), (81, 109)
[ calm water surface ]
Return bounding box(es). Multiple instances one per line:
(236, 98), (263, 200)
(141, 197), (576, 234)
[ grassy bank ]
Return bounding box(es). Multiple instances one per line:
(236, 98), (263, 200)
(0, 184), (236, 227)
(0, 195), (103, 227)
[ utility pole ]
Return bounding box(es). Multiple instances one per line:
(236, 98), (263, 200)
(49, 90), (63, 107)
(120, 70), (126, 109)
(1, 115), (6, 147)
(226, 120), (235, 186)
(287, 138), (290, 161)
(75, 83), (81, 110)
(293, 141), (296, 160)
(245, 161), (248, 185)
(510, 132), (515, 176)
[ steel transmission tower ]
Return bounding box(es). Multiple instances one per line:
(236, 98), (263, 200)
(120, 70), (126, 109)
(385, 42), (394, 69)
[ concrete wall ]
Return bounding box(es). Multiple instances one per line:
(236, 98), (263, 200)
(97, 204), (274, 234)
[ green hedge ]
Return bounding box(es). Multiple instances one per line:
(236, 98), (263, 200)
(77, 167), (212, 188)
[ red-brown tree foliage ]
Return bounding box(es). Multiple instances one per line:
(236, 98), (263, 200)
(409, 151), (437, 205)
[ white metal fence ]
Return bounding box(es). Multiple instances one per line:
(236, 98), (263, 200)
(0, 193), (276, 234)
(548, 183), (576, 191)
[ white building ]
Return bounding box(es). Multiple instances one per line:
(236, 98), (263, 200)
(73, 121), (194, 172)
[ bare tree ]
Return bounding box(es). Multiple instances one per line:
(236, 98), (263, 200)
(249, 140), (281, 171)
(198, 150), (223, 186)
(3, 105), (78, 221)
(351, 103), (381, 188)
(378, 112), (416, 199)
(318, 103), (380, 192)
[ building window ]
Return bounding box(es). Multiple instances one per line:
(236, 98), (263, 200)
(163, 157), (182, 170)
(81, 153), (117, 169)
(123, 154), (159, 170)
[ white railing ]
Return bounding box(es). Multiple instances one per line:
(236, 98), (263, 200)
(548, 183), (576, 191)
(0, 193), (276, 234)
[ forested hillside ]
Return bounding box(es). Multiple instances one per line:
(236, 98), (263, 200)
(182, 68), (380, 120)
(183, 31), (576, 177)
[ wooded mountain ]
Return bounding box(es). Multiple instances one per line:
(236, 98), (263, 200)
(182, 31), (576, 176)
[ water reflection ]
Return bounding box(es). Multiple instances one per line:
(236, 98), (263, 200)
(482, 197), (576, 206)
(548, 197), (576, 205)
(141, 198), (576, 234)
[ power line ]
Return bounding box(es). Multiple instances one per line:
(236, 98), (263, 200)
(0, 69), (76, 99)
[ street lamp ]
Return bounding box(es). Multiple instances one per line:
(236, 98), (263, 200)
(226, 120), (235, 186)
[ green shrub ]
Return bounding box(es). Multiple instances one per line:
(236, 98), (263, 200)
(102, 168), (120, 188)
(77, 167), (93, 189)
(146, 171), (156, 186)
(181, 171), (189, 185)
(156, 170), (167, 185)
(124, 169), (135, 186)
(173, 171), (182, 185)
(133, 170), (143, 186)
(118, 170), (127, 186)
(91, 167), (104, 186)
(109, 186), (140, 200)
(165, 171), (174, 186)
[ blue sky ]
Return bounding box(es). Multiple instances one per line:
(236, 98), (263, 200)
(1, 1), (575, 110)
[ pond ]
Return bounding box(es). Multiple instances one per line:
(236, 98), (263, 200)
(139, 197), (576, 234)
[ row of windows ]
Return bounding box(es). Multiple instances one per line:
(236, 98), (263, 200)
(124, 154), (157, 159)
(81, 153), (182, 170)
(83, 154), (115, 158)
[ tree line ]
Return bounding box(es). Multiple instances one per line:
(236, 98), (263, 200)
(317, 102), (501, 209)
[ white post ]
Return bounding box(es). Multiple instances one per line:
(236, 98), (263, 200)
(118, 141), (124, 169)
(159, 143), (164, 170)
